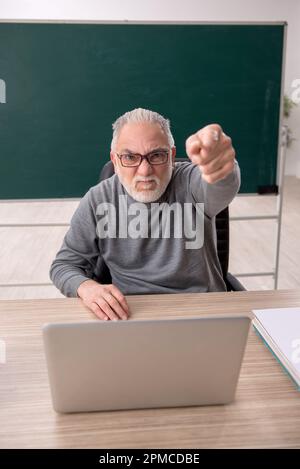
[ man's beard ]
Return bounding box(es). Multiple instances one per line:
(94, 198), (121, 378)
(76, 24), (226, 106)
(116, 164), (173, 203)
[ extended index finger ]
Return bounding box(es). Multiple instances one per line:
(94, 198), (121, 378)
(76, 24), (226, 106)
(186, 134), (201, 156)
(196, 125), (222, 163)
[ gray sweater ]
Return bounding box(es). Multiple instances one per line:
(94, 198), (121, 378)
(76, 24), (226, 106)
(50, 161), (240, 297)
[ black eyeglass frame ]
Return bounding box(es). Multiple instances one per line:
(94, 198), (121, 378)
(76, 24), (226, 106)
(115, 149), (170, 167)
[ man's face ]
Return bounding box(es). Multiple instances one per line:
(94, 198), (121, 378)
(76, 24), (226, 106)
(110, 122), (176, 202)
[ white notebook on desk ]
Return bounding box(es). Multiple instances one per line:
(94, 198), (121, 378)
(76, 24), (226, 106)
(252, 307), (300, 389)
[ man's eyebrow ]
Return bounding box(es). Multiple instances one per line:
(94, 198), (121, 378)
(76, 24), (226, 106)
(119, 148), (135, 154)
(149, 147), (169, 153)
(119, 147), (169, 154)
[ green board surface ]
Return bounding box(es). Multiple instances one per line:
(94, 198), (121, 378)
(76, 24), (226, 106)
(0, 23), (284, 198)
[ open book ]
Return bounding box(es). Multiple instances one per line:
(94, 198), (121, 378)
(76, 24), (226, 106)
(252, 308), (300, 389)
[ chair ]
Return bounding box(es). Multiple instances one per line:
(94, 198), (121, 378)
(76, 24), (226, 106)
(98, 159), (245, 292)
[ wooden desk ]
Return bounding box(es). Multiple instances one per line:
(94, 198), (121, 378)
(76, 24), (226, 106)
(1, 290), (300, 449)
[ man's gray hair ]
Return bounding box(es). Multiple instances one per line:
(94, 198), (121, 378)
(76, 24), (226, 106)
(111, 108), (175, 150)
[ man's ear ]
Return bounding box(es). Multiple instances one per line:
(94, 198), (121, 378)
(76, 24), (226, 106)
(171, 146), (176, 166)
(110, 151), (116, 168)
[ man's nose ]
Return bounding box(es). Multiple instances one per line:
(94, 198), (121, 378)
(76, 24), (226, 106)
(137, 157), (153, 176)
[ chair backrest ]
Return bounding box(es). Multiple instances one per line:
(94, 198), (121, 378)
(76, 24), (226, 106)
(99, 159), (230, 283)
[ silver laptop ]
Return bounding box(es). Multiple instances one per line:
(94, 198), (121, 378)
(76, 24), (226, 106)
(43, 315), (250, 413)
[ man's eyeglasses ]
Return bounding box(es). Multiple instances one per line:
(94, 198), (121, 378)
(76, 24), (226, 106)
(115, 149), (169, 167)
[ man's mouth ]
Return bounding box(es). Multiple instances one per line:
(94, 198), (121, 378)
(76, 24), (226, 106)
(136, 180), (157, 190)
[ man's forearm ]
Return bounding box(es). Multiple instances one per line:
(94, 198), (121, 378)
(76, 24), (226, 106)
(49, 189), (101, 297)
(49, 260), (91, 297)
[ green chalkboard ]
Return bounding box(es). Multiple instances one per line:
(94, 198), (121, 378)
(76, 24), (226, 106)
(0, 22), (285, 198)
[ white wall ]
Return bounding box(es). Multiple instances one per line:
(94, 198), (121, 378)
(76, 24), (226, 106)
(1, 0), (299, 175)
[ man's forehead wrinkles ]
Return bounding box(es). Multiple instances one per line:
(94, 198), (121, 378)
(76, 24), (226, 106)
(116, 124), (169, 149)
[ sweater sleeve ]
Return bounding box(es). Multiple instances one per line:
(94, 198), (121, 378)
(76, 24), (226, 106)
(49, 190), (100, 297)
(189, 160), (241, 217)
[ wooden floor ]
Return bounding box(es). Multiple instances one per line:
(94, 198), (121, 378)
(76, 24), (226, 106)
(0, 176), (299, 299)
